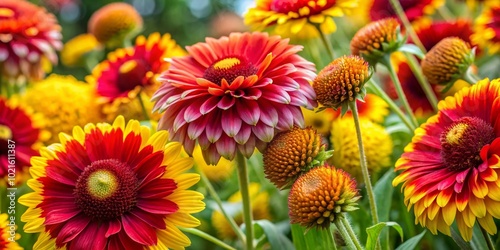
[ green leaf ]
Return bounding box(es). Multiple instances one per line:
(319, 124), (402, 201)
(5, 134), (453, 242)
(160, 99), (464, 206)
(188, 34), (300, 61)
(366, 222), (404, 250)
(253, 220), (295, 250)
(291, 224), (336, 250)
(374, 170), (396, 249)
(395, 231), (426, 250)
(399, 44), (425, 59)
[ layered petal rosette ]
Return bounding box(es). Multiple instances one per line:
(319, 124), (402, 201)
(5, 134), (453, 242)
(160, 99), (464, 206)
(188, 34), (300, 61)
(393, 78), (500, 241)
(19, 116), (205, 249)
(153, 32), (317, 164)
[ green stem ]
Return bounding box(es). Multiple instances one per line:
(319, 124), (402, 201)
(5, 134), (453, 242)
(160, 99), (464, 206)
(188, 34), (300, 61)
(335, 216), (362, 250)
(194, 165), (246, 243)
(236, 151), (254, 250)
(382, 58), (420, 129)
(328, 226), (339, 250)
(314, 24), (335, 61)
(339, 215), (363, 250)
(437, 5), (454, 21)
(136, 91), (151, 121)
(403, 52), (438, 112)
(348, 101), (379, 226)
(367, 79), (416, 132)
(463, 68), (481, 84)
(179, 227), (236, 250)
(480, 226), (495, 250)
(388, 0), (426, 53)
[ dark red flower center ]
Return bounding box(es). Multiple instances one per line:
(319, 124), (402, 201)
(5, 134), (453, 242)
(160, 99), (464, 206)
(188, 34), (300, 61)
(440, 117), (495, 172)
(117, 59), (149, 92)
(203, 56), (257, 85)
(270, 0), (336, 16)
(74, 159), (138, 221)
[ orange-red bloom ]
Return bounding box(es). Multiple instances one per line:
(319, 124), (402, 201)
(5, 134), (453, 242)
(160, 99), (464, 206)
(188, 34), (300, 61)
(0, 0), (62, 81)
(153, 32), (317, 164)
(369, 0), (444, 22)
(393, 78), (500, 241)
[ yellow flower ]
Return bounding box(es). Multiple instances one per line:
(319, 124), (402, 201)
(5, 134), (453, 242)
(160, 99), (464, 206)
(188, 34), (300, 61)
(301, 106), (335, 136)
(244, 0), (358, 39)
(329, 118), (393, 181)
(21, 74), (99, 144)
(193, 144), (235, 182)
(61, 33), (102, 67)
(472, 3), (500, 54)
(212, 183), (271, 239)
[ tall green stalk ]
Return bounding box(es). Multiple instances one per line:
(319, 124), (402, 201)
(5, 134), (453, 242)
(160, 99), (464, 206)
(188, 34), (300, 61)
(314, 24), (335, 60)
(336, 214), (363, 250)
(180, 227), (237, 250)
(236, 151), (254, 250)
(403, 52), (438, 112)
(388, 0), (426, 53)
(348, 101), (379, 226)
(381, 58), (420, 129)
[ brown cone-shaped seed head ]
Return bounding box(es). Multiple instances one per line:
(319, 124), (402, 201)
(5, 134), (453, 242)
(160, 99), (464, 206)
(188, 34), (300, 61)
(350, 18), (399, 57)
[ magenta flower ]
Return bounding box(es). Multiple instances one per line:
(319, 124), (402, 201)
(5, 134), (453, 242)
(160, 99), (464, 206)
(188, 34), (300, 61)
(153, 32), (317, 164)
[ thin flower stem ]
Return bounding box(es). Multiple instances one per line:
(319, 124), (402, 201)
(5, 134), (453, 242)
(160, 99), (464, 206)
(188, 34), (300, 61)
(347, 101), (379, 226)
(194, 165), (246, 243)
(367, 79), (416, 132)
(463, 68), (481, 84)
(437, 5), (454, 21)
(236, 151), (254, 250)
(334, 216), (362, 250)
(179, 227), (237, 250)
(382, 58), (420, 129)
(388, 0), (426, 53)
(314, 24), (335, 60)
(339, 214), (363, 250)
(403, 52), (438, 112)
(480, 226), (495, 250)
(137, 91), (151, 121)
(328, 226), (339, 250)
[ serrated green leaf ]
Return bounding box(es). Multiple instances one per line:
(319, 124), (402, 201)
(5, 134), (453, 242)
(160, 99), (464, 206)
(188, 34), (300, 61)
(395, 231), (426, 250)
(366, 222), (404, 250)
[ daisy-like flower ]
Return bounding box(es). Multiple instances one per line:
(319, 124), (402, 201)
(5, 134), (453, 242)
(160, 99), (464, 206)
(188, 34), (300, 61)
(313, 55), (370, 112)
(244, 0), (358, 39)
(288, 164), (359, 228)
(369, 0), (444, 22)
(472, 3), (500, 54)
(22, 74), (99, 144)
(329, 118), (393, 182)
(0, 213), (22, 249)
(153, 32), (317, 164)
(421, 37), (474, 86)
(61, 33), (102, 67)
(19, 116), (205, 249)
(212, 183), (271, 239)
(330, 93), (389, 123)
(0, 97), (47, 184)
(87, 32), (185, 122)
(88, 2), (143, 48)
(263, 126), (327, 189)
(0, 0), (62, 81)
(193, 144), (235, 182)
(393, 78), (500, 241)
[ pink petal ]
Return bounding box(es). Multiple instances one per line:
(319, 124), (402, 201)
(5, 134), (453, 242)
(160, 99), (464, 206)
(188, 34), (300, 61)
(221, 109), (242, 137)
(218, 95), (236, 110)
(202, 144), (222, 165)
(238, 136), (256, 158)
(215, 135), (237, 160)
(183, 100), (204, 123)
(262, 84), (291, 104)
(259, 102), (278, 127)
(200, 96), (220, 115)
(276, 107), (294, 130)
(188, 115), (209, 140)
(252, 123), (275, 142)
(234, 125), (252, 144)
(105, 219), (122, 238)
(236, 100), (260, 125)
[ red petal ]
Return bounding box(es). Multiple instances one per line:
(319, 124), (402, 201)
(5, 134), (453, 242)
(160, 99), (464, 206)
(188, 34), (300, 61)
(122, 213), (158, 245)
(55, 213), (90, 246)
(136, 198), (179, 214)
(130, 208), (167, 229)
(68, 221), (107, 250)
(105, 219), (122, 238)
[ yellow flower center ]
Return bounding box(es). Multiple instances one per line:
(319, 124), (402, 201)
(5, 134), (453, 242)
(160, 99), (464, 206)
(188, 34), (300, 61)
(87, 170), (118, 199)
(445, 123), (468, 145)
(0, 8), (14, 18)
(0, 124), (12, 141)
(213, 57), (240, 70)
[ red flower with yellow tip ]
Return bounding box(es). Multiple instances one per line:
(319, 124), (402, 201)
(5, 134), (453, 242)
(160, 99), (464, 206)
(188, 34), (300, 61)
(472, 3), (500, 54)
(88, 32), (185, 121)
(0, 0), (62, 81)
(19, 116), (205, 249)
(393, 78), (500, 241)
(369, 0), (444, 22)
(244, 0), (358, 39)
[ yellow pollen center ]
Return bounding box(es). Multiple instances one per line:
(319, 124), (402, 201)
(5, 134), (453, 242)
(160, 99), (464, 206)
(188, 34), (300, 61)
(25, 27), (39, 37)
(445, 123), (468, 145)
(87, 170), (118, 200)
(119, 60), (138, 74)
(0, 125), (12, 141)
(213, 57), (240, 70)
(0, 8), (14, 18)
